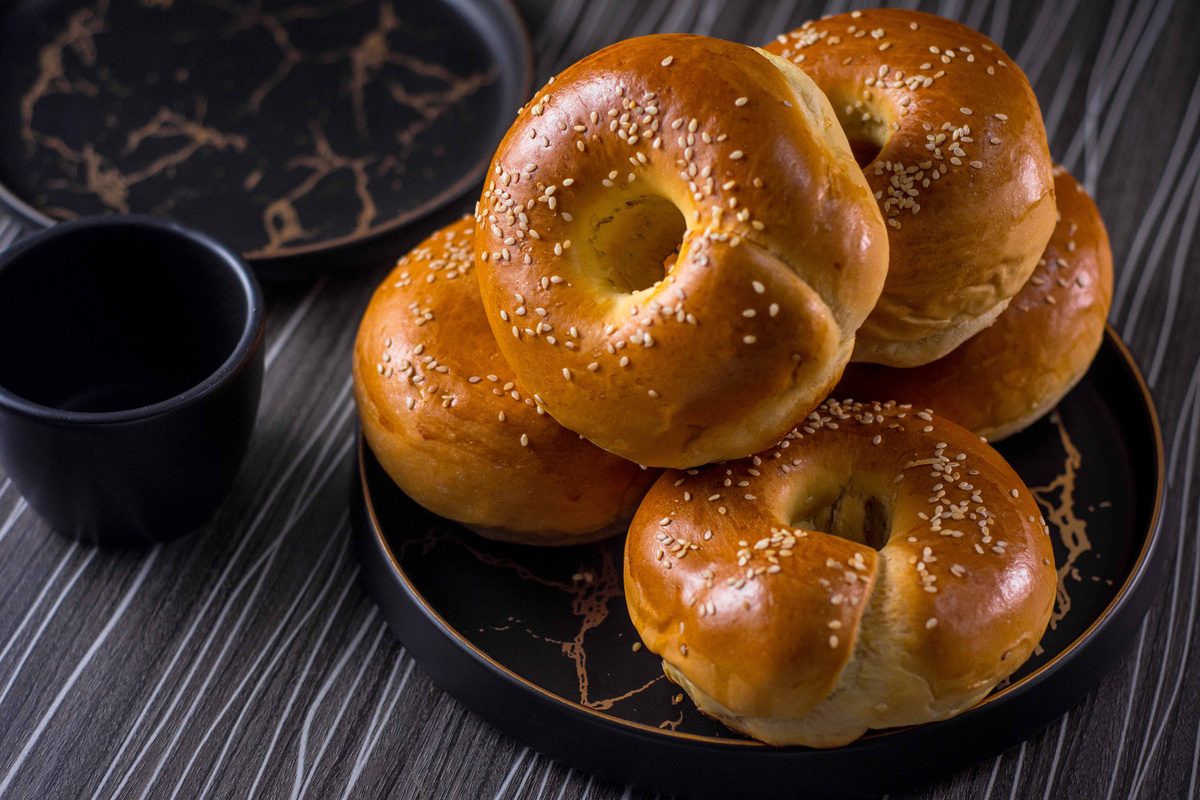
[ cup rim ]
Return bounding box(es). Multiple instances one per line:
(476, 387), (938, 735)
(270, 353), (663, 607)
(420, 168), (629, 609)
(0, 214), (265, 424)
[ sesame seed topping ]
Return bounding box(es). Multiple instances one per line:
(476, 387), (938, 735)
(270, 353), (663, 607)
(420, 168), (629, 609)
(661, 56), (674, 66)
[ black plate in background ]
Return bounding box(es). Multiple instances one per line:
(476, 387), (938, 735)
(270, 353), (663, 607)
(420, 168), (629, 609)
(0, 0), (532, 278)
(353, 328), (1167, 799)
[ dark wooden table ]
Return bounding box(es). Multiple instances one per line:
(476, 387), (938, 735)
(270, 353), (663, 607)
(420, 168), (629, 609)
(2, 0), (1198, 797)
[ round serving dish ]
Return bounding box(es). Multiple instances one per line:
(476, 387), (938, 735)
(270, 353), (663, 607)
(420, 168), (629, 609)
(353, 327), (1166, 799)
(0, 0), (533, 279)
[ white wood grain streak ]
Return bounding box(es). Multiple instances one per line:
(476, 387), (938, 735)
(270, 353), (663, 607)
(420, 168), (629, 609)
(983, 755), (1003, 800)
(1105, 361), (1200, 800)
(294, 609), (385, 799)
(0, 547), (97, 708)
(1016, 0), (1081, 86)
(1042, 46), (1085, 146)
(244, 564), (363, 800)
(1084, 0), (1177, 188)
(493, 747), (532, 800)
(195, 536), (354, 800)
(114, 423), (356, 800)
(336, 647), (413, 800)
(1111, 69), (1200, 317)
(964, 0), (992, 32)
(533, 758), (555, 800)
(266, 278), (328, 370)
(1007, 741), (1027, 800)
(0, 541), (78, 669)
(0, 499), (27, 547)
(553, 768), (576, 800)
(86, 385), (354, 800)
(1062, 0), (1175, 188)
(0, 219), (20, 252)
(1147, 185), (1200, 385)
(0, 546), (161, 799)
(168, 527), (349, 800)
(690, 0), (727, 36)
(987, 0), (1010, 47)
(510, 753), (541, 800)
(1042, 712), (1071, 800)
(1125, 377), (1200, 798)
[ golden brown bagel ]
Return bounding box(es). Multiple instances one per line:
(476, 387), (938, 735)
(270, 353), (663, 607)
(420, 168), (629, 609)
(625, 399), (1056, 747)
(353, 218), (659, 545)
(475, 34), (888, 469)
(765, 9), (1056, 367)
(836, 167), (1112, 442)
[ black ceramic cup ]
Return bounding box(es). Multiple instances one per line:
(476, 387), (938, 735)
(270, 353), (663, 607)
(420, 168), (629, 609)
(0, 215), (264, 545)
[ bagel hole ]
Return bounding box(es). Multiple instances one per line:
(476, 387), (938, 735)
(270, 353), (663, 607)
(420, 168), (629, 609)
(790, 484), (891, 551)
(586, 196), (685, 293)
(828, 95), (892, 169)
(847, 138), (885, 170)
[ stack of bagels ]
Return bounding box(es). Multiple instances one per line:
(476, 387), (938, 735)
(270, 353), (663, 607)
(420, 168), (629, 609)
(353, 8), (1111, 748)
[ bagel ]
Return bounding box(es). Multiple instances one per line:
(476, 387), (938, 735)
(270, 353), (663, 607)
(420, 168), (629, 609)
(352, 218), (659, 545)
(764, 8), (1056, 367)
(836, 166), (1112, 442)
(624, 398), (1056, 747)
(474, 34), (888, 469)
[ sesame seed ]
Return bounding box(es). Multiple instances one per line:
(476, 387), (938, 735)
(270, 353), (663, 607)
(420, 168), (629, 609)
(829, 635), (839, 648)
(925, 617), (938, 629)
(562, 368), (571, 380)
(735, 97), (748, 106)
(743, 335), (757, 344)
(729, 150), (745, 160)
(661, 56), (674, 66)
(752, 281), (765, 294)
(519, 434), (529, 447)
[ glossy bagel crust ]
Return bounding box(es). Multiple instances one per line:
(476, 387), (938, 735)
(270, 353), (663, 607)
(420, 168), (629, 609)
(475, 33), (888, 469)
(353, 218), (659, 545)
(765, 8), (1056, 367)
(836, 167), (1112, 442)
(624, 399), (1056, 747)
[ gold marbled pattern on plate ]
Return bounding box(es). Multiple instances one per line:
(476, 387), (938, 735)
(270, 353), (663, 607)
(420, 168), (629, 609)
(392, 405), (1112, 732)
(6, 0), (506, 257)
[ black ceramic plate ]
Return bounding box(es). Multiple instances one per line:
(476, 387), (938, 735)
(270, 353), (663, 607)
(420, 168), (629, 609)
(353, 328), (1166, 800)
(0, 0), (532, 277)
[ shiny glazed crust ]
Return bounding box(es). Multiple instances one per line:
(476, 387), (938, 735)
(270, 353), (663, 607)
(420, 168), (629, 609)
(764, 9), (1057, 366)
(352, 218), (659, 545)
(624, 399), (1056, 746)
(475, 34), (888, 469)
(836, 167), (1113, 441)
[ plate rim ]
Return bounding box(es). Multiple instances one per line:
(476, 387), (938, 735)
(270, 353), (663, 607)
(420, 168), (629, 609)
(0, 0), (535, 264)
(355, 324), (1166, 751)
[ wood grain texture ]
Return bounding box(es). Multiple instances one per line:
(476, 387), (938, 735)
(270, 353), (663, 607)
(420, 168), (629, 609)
(1, 0), (1199, 797)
